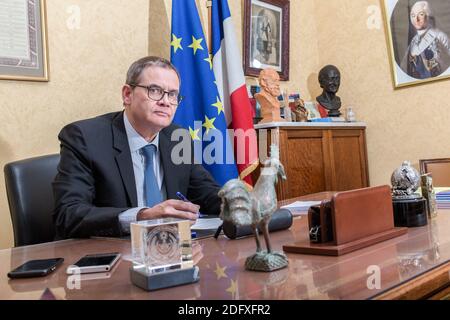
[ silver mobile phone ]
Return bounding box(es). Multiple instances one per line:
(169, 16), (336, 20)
(66, 253), (121, 274)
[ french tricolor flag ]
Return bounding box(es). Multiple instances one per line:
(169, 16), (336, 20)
(211, 0), (258, 186)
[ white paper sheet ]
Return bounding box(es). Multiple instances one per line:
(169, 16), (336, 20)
(281, 201), (322, 215)
(191, 218), (223, 230)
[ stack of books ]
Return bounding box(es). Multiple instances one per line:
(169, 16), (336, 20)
(310, 117), (346, 123)
(435, 188), (450, 209)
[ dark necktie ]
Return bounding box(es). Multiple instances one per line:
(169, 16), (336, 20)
(141, 144), (163, 208)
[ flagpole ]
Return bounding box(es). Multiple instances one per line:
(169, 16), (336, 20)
(206, 0), (212, 54)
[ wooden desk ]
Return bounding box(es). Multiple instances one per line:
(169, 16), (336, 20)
(255, 122), (369, 200)
(1, 193), (449, 300)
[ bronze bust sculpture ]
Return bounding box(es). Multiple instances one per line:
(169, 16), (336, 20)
(316, 65), (342, 117)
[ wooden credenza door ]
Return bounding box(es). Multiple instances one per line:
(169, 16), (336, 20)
(330, 129), (369, 192)
(258, 123), (370, 200)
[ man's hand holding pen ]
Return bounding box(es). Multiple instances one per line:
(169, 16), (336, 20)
(176, 192), (208, 218)
(137, 199), (200, 222)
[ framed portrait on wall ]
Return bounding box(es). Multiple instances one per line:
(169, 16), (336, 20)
(382, 0), (450, 88)
(0, 0), (49, 81)
(243, 0), (290, 80)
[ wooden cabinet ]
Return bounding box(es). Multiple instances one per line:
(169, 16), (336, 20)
(255, 122), (370, 200)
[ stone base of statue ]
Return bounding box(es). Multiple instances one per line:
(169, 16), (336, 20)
(326, 109), (342, 117)
(130, 265), (200, 291)
(392, 194), (428, 228)
(245, 251), (288, 272)
(258, 109), (286, 124)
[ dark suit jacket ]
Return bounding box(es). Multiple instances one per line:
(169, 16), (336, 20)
(53, 111), (221, 239)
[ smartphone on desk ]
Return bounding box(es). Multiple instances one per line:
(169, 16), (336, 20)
(66, 253), (121, 274)
(8, 258), (64, 279)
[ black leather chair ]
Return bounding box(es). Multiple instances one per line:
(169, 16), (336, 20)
(4, 154), (60, 247)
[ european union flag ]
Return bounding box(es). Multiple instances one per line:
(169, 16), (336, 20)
(170, 0), (238, 186)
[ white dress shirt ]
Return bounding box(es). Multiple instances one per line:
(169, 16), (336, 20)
(118, 113), (166, 233)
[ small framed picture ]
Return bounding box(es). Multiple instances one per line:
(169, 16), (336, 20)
(304, 102), (321, 120)
(382, 0), (450, 88)
(243, 0), (290, 80)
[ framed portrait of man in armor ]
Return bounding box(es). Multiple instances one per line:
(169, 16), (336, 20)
(243, 0), (290, 80)
(382, 0), (450, 88)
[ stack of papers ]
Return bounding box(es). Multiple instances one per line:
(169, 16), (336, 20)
(191, 218), (223, 230)
(280, 201), (322, 216)
(435, 188), (450, 209)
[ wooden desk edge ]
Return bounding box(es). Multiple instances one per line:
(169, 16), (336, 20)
(374, 261), (450, 300)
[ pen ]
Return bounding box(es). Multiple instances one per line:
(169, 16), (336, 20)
(176, 192), (208, 218)
(176, 192), (189, 202)
(214, 224), (222, 239)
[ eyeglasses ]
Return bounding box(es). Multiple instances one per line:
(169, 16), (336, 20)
(130, 84), (183, 106)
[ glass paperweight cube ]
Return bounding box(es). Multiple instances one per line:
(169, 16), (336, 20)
(130, 218), (193, 274)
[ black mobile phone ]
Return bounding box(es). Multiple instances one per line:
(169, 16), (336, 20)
(7, 258), (64, 279)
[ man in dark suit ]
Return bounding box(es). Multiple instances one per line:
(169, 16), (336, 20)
(53, 56), (221, 239)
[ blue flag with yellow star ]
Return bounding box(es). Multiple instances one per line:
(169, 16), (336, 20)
(170, 0), (238, 186)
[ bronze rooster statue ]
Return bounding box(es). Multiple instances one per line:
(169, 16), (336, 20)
(218, 145), (288, 272)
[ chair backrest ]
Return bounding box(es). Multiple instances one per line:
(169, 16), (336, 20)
(4, 154), (60, 247)
(419, 158), (450, 187)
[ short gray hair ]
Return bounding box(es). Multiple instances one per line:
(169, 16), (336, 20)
(126, 56), (180, 85)
(411, 1), (432, 18)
